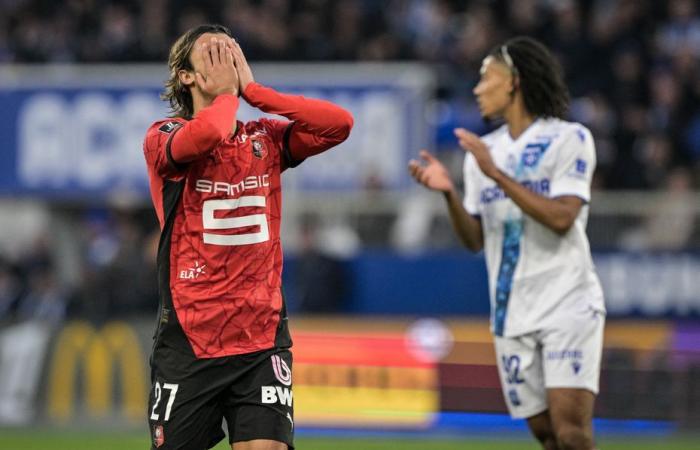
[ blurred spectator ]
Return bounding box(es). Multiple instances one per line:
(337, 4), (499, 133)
(293, 214), (352, 313)
(78, 209), (158, 321)
(657, 0), (700, 59)
(548, 0), (596, 97)
(1, 0), (698, 190)
(14, 261), (67, 327)
(0, 259), (23, 321)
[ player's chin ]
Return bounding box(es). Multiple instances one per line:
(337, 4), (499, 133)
(480, 111), (495, 123)
(479, 107), (501, 123)
(477, 104), (492, 120)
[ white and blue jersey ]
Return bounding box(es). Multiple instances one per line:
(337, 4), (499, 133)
(463, 118), (605, 338)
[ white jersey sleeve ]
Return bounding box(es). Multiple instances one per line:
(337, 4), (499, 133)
(463, 153), (481, 216)
(549, 126), (596, 202)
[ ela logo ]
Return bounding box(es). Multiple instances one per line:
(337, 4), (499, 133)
(179, 261), (206, 280)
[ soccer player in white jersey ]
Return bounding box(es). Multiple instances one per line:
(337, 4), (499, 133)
(409, 36), (605, 450)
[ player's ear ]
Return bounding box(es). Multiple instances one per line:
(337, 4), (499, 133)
(178, 69), (195, 87)
(509, 75), (519, 96)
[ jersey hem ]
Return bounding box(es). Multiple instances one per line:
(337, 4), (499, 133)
(190, 342), (293, 360)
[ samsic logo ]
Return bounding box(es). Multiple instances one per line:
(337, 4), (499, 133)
(46, 321), (146, 421)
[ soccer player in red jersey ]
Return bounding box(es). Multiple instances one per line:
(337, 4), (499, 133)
(143, 24), (353, 450)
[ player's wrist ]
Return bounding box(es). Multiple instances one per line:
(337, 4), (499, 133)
(442, 185), (457, 198)
(441, 177), (456, 194)
(488, 167), (506, 183)
(242, 81), (260, 100)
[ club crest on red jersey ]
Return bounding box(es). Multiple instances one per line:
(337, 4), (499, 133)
(153, 425), (165, 447)
(252, 140), (267, 159)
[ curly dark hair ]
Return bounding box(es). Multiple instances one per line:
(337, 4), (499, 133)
(489, 36), (570, 119)
(162, 24), (232, 119)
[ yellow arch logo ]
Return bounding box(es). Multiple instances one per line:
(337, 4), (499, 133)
(47, 321), (146, 422)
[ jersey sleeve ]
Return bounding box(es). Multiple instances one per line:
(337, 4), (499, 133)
(463, 153), (481, 216)
(143, 119), (187, 180)
(257, 118), (298, 169)
(243, 82), (353, 170)
(549, 126), (596, 202)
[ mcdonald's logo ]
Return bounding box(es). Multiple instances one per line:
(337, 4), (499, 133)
(47, 321), (146, 422)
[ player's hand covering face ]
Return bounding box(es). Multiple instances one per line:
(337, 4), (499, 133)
(191, 34), (239, 98)
(230, 40), (255, 94)
(454, 128), (499, 180)
(473, 56), (517, 120)
(408, 150), (455, 193)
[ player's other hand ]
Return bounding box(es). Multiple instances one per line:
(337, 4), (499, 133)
(408, 150), (455, 193)
(454, 128), (499, 179)
(196, 36), (239, 98)
(230, 40), (255, 94)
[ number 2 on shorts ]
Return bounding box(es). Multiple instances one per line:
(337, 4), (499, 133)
(502, 354), (525, 384)
(150, 382), (179, 421)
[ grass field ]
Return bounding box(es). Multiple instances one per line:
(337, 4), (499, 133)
(0, 431), (698, 450)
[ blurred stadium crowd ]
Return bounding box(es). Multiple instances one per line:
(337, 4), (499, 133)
(1, 0), (700, 323)
(3, 0), (700, 191)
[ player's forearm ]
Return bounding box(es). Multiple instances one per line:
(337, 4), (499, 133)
(444, 188), (484, 252)
(493, 170), (577, 235)
(170, 94), (239, 163)
(243, 82), (353, 142)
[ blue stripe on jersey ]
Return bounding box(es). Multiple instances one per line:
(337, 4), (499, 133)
(494, 219), (523, 336)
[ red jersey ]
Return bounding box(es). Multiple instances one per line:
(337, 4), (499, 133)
(144, 83), (352, 359)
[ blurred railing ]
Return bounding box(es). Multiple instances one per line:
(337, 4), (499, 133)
(278, 190), (700, 251)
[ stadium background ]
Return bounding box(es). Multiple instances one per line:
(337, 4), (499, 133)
(1, 0), (699, 448)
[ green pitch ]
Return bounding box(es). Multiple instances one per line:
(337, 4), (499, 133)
(0, 430), (698, 450)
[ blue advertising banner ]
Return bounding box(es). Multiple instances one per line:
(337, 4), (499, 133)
(282, 250), (700, 316)
(0, 64), (434, 197)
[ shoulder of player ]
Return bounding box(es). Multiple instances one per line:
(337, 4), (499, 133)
(145, 118), (186, 139)
(143, 118), (186, 151)
(544, 118), (592, 146)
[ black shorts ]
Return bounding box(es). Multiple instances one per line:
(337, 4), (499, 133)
(148, 346), (294, 450)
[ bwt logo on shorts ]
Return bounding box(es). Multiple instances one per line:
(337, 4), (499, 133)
(261, 386), (293, 406)
(261, 355), (293, 406)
